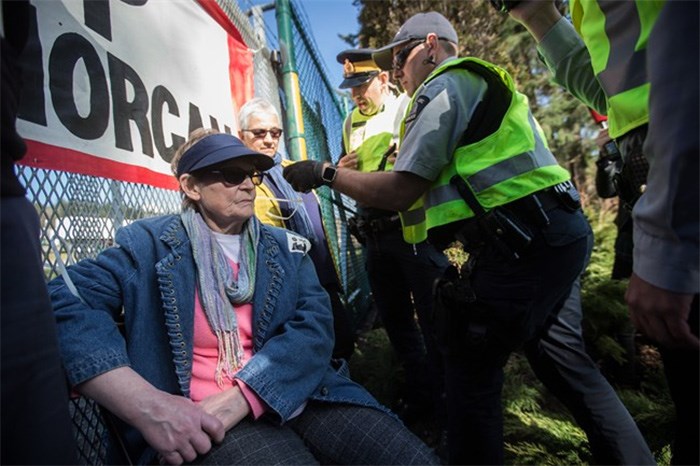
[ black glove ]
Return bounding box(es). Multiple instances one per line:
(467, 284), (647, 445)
(283, 160), (324, 192)
(595, 152), (622, 199)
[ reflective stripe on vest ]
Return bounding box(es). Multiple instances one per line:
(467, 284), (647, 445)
(571, 0), (664, 138)
(398, 58), (571, 244)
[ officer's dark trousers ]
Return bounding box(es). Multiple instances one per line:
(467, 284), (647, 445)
(365, 228), (449, 420)
(660, 295), (699, 466)
(443, 206), (647, 465)
(1, 196), (78, 464)
(524, 278), (654, 465)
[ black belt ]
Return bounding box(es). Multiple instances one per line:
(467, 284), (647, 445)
(500, 183), (581, 228)
(428, 183), (580, 251)
(348, 212), (402, 238)
(363, 214), (401, 235)
(457, 185), (579, 250)
(510, 188), (561, 218)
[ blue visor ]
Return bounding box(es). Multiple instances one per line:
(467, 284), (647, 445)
(176, 133), (274, 176)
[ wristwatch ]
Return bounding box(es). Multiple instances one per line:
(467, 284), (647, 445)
(321, 164), (337, 186)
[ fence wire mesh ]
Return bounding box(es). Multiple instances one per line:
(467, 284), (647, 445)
(18, 1), (371, 463)
(286, 0), (372, 330)
(68, 398), (109, 465)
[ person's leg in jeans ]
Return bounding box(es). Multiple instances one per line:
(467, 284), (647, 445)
(324, 283), (356, 360)
(397, 236), (450, 427)
(524, 278), (655, 465)
(365, 231), (431, 413)
(444, 357), (506, 465)
(382, 231), (449, 429)
(288, 402), (440, 465)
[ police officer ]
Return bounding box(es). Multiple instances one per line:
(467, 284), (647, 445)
(284, 12), (652, 465)
(337, 48), (405, 172)
(510, 2), (698, 463)
(508, 0), (658, 277)
(335, 48), (449, 430)
(509, 0), (658, 210)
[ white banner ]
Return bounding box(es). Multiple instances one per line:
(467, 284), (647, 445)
(17, 0), (253, 189)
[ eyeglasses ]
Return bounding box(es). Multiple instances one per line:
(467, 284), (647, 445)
(242, 128), (283, 139)
(393, 40), (424, 73)
(207, 168), (265, 186)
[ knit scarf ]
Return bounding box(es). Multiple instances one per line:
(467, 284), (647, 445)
(181, 209), (259, 387)
(267, 153), (318, 245)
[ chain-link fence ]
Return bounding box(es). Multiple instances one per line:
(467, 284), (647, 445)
(283, 0), (372, 330)
(25, 0), (372, 344)
(17, 1), (370, 463)
(206, 0), (372, 330)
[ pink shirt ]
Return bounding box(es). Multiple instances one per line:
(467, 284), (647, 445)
(189, 261), (266, 418)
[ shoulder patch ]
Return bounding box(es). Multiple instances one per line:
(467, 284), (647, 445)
(286, 232), (311, 254)
(404, 95), (431, 125)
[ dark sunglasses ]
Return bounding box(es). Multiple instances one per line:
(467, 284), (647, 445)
(242, 128), (283, 139)
(393, 40), (424, 73)
(207, 168), (265, 186)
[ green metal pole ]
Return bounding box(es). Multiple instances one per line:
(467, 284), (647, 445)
(276, 0), (307, 161)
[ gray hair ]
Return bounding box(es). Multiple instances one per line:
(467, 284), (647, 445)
(172, 127), (220, 211)
(238, 97), (281, 130)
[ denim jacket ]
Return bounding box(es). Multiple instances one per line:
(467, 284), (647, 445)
(49, 215), (387, 462)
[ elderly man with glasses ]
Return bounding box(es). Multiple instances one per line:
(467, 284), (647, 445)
(238, 98), (355, 361)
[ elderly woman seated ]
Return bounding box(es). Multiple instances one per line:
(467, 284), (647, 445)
(49, 129), (438, 465)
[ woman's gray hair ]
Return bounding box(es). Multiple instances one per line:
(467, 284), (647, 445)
(238, 97), (281, 130)
(172, 127), (220, 211)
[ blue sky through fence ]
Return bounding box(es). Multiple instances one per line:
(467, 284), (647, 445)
(241, 0), (360, 92)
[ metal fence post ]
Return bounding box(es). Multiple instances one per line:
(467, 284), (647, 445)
(276, 0), (307, 161)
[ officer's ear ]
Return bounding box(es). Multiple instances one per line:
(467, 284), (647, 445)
(378, 71), (390, 84)
(425, 33), (439, 51)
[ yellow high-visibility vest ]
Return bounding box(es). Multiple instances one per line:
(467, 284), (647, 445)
(342, 94), (405, 172)
(571, 0), (665, 138)
(399, 57), (571, 244)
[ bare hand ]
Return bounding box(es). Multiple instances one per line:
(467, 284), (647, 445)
(198, 386), (251, 431)
(338, 152), (359, 170)
(133, 391), (225, 465)
(77, 367), (226, 465)
(508, 0), (561, 42)
(626, 273), (700, 350)
(594, 128), (611, 150)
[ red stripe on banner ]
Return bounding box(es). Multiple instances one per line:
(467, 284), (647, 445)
(197, 0), (245, 43)
(229, 34), (255, 114)
(20, 140), (179, 191)
(196, 0), (254, 120)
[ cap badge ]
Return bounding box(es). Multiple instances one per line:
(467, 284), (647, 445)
(343, 58), (356, 77)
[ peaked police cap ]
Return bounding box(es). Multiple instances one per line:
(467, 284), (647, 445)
(336, 48), (381, 89)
